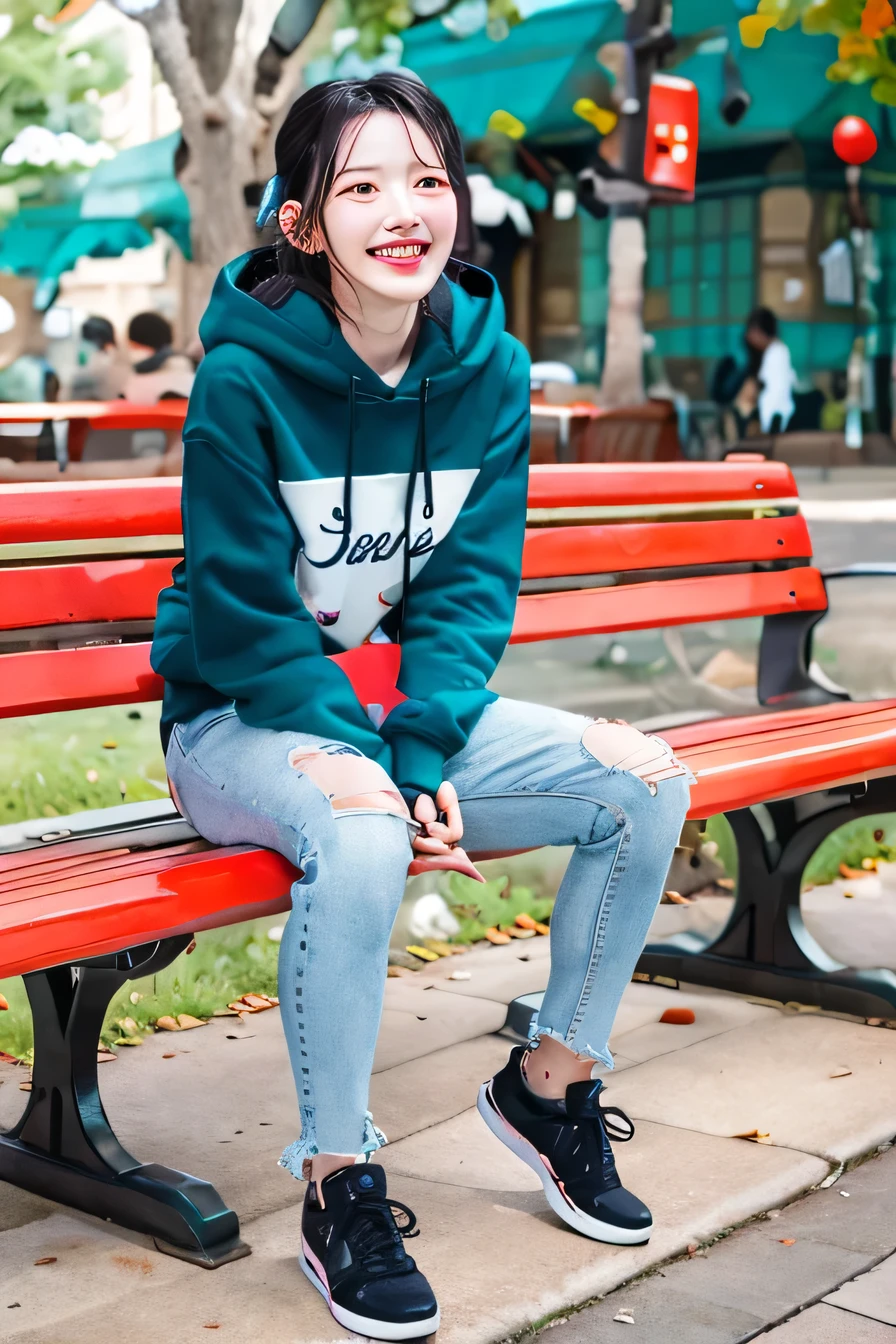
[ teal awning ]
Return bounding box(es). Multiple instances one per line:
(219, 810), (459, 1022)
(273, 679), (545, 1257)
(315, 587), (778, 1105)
(80, 131), (190, 255)
(0, 132), (190, 309)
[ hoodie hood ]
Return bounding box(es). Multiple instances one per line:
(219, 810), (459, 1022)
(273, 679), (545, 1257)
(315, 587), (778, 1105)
(197, 245), (507, 401)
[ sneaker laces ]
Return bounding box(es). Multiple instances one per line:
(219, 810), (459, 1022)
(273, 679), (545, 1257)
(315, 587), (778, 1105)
(566, 1084), (636, 1182)
(333, 1191), (420, 1278)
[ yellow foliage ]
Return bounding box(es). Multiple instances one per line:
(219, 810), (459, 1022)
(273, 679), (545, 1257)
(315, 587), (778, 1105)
(487, 110), (526, 140)
(572, 98), (618, 135)
(740, 12), (779, 45)
(839, 31), (877, 56)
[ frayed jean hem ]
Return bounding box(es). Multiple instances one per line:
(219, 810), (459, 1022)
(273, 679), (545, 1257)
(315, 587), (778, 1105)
(277, 1111), (388, 1180)
(528, 1023), (614, 1071)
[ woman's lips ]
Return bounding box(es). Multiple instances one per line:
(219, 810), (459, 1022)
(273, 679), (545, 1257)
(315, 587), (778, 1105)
(367, 244), (430, 270)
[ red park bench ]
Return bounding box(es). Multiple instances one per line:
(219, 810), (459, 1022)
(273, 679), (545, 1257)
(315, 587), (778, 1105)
(1, 459), (895, 1268)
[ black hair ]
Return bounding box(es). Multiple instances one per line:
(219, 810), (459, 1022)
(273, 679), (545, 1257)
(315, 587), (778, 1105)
(271, 72), (465, 331)
(746, 307), (778, 339)
(81, 315), (116, 350)
(128, 311), (173, 351)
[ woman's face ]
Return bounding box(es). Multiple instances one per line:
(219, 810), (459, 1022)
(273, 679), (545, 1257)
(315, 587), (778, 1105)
(318, 109), (458, 308)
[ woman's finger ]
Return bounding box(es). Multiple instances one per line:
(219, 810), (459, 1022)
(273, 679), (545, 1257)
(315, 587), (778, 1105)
(412, 834), (455, 856)
(413, 793), (438, 824)
(435, 780), (464, 842)
(408, 847), (485, 882)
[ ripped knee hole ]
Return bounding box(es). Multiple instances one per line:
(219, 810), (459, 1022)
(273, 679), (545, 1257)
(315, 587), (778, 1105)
(287, 746), (410, 819)
(581, 721), (688, 789)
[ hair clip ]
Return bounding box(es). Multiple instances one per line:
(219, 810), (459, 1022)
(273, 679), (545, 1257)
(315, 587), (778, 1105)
(256, 173), (286, 229)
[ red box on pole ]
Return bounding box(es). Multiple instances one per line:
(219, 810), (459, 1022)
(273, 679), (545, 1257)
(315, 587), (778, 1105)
(643, 74), (699, 194)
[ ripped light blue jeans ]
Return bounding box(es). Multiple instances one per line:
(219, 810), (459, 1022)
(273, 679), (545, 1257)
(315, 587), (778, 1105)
(165, 697), (690, 1177)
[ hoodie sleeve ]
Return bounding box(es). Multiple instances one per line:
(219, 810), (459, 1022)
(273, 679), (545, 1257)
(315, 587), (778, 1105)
(380, 342), (531, 799)
(175, 361), (393, 768)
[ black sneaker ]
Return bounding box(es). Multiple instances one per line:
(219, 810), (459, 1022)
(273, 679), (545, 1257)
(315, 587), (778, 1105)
(477, 1044), (652, 1245)
(299, 1162), (440, 1340)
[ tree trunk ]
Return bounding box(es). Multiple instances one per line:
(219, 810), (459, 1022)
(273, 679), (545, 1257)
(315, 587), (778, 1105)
(598, 0), (667, 409)
(599, 211), (646, 409)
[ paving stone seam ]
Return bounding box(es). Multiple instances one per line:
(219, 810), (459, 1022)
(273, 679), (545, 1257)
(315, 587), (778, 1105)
(605, 1111), (847, 1169)
(495, 1145), (896, 1344)
(735, 1249), (896, 1343)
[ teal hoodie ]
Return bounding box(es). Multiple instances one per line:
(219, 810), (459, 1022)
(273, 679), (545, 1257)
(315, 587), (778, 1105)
(150, 246), (531, 800)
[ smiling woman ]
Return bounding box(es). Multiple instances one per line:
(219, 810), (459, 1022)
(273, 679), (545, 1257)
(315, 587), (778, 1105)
(148, 70), (688, 1340)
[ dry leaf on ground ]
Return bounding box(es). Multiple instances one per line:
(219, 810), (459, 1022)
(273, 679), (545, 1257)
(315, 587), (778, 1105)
(504, 926), (536, 938)
(839, 862), (869, 880)
(19, 1082), (31, 1091)
(779, 1239), (796, 1246)
(733, 1128), (772, 1144)
(659, 1007), (696, 1025)
(662, 890), (693, 905)
(0, 994), (8, 1011)
(449, 970), (472, 981)
(534, 921), (550, 935)
(716, 877), (735, 890)
(240, 994), (274, 1010)
(830, 1067), (852, 1078)
(33, 1257), (57, 1265)
(515, 913), (538, 930)
(485, 928), (511, 945)
(406, 944), (440, 961)
(176, 1014), (206, 1030)
(162, 1052), (176, 1059)
(155, 1016), (181, 1031)
(212, 1007), (240, 1016)
(387, 965), (415, 977)
(613, 1309), (635, 1324)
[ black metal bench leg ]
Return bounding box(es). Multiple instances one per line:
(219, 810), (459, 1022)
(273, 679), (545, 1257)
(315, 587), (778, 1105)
(638, 777), (896, 1019)
(0, 936), (250, 1268)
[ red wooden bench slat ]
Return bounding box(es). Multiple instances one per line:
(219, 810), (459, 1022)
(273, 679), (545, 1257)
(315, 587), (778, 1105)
(5, 695), (896, 978)
(0, 401), (188, 430)
(511, 567), (827, 644)
(0, 846), (297, 980)
(0, 643), (163, 718)
(0, 841), (208, 894)
(0, 556), (177, 630)
(521, 514), (812, 579)
(0, 461), (800, 547)
(0, 479), (183, 545)
(0, 566), (827, 718)
(525, 461), (799, 509)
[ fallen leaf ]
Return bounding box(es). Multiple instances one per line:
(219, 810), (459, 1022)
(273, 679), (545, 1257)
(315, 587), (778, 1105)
(102, 739), (118, 750)
(119, 1017), (140, 1037)
(387, 965), (415, 977)
(111, 1036), (142, 1047)
(203, 1326), (221, 1331)
(19, 1082), (31, 1091)
(0, 994), (8, 1011)
(33, 1257), (57, 1265)
(227, 1000), (261, 1013)
(534, 921), (550, 935)
(212, 1007), (241, 1016)
(504, 926), (536, 938)
(515, 913), (538, 930)
(258, 994), (279, 1006)
(448, 970), (472, 981)
(662, 890), (693, 905)
(779, 1239), (796, 1246)
(176, 1014), (207, 1030)
(406, 944), (440, 961)
(155, 1016), (181, 1032)
(840, 1191), (850, 1197)
(613, 1309), (635, 1324)
(97, 1050), (116, 1064)
(843, 891), (856, 899)
(239, 994), (273, 1010)
(185, 939), (197, 955)
(839, 862), (868, 880)
(716, 877), (735, 890)
(162, 1052), (176, 1059)
(659, 1007), (696, 1025)
(485, 928), (511, 945)
(733, 1128), (772, 1144)
(830, 1067), (852, 1078)
(422, 939), (455, 957)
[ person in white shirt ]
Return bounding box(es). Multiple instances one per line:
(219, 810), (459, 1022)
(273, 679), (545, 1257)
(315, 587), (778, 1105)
(745, 307), (795, 433)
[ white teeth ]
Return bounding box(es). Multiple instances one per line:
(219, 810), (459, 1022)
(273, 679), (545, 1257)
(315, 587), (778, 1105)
(373, 244), (423, 258)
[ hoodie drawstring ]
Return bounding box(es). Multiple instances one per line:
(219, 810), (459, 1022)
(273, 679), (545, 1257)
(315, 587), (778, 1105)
(399, 377), (431, 638)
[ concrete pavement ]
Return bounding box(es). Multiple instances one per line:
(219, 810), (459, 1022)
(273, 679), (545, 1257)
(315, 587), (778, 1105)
(1, 939), (894, 1343)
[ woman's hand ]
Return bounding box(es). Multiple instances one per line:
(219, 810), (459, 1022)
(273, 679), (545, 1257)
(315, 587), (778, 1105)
(407, 781), (485, 883)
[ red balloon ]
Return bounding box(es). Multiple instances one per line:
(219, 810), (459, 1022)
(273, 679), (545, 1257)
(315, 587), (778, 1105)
(832, 115), (878, 165)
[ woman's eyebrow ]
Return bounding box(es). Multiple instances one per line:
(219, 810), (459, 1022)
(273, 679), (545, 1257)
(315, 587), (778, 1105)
(334, 161), (444, 179)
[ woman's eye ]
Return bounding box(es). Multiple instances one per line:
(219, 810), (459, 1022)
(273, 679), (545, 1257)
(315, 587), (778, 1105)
(352, 183), (375, 195)
(418, 177), (443, 189)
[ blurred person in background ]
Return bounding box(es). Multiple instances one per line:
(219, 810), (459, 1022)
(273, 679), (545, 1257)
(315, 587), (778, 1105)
(744, 307), (795, 434)
(125, 311), (195, 403)
(71, 316), (131, 401)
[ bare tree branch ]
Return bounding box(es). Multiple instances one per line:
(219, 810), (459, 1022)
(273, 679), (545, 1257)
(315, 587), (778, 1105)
(113, 0), (208, 130)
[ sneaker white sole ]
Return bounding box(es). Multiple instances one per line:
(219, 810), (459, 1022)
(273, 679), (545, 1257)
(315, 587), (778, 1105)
(476, 1082), (652, 1246)
(299, 1241), (441, 1341)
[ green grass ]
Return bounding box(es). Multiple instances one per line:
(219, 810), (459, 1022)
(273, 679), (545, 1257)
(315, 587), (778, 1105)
(0, 704), (168, 823)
